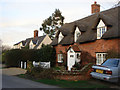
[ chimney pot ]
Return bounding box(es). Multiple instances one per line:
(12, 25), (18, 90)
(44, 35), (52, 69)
(94, 1), (97, 4)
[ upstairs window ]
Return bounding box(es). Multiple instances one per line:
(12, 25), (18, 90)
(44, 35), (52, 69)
(58, 32), (64, 43)
(74, 27), (81, 42)
(97, 20), (107, 39)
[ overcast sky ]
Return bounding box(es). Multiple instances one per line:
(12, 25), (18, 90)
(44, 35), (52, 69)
(0, 0), (119, 47)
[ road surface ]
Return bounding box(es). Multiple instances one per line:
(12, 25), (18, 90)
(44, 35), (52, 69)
(2, 74), (60, 88)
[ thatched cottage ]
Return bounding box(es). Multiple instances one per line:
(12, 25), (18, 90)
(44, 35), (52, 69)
(51, 2), (120, 70)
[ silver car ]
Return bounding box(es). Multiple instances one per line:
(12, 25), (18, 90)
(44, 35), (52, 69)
(90, 58), (120, 83)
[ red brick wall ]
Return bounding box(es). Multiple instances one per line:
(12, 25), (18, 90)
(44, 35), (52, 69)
(55, 74), (90, 81)
(54, 38), (120, 66)
(54, 45), (69, 66)
(78, 39), (120, 57)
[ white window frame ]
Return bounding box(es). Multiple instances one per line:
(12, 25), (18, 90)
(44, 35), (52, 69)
(74, 27), (81, 42)
(58, 54), (63, 63)
(97, 20), (107, 39)
(96, 53), (107, 65)
(58, 32), (64, 43)
(97, 26), (107, 39)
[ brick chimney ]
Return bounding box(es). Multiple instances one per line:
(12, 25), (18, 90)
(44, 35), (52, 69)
(91, 1), (100, 14)
(34, 30), (38, 38)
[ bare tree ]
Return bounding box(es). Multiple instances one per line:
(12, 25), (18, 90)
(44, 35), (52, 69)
(2, 45), (11, 53)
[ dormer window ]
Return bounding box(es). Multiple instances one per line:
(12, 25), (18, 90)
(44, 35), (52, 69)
(97, 20), (107, 39)
(58, 32), (64, 43)
(74, 27), (81, 42)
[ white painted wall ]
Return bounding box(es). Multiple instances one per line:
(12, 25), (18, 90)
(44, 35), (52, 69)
(58, 32), (64, 43)
(67, 48), (76, 71)
(74, 27), (81, 42)
(14, 42), (24, 49)
(29, 40), (35, 49)
(37, 34), (52, 49)
(97, 20), (105, 28)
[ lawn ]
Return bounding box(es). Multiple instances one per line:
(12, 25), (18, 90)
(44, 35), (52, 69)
(18, 74), (109, 88)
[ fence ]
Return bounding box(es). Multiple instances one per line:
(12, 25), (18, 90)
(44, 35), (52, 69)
(20, 61), (27, 69)
(20, 61), (50, 69)
(33, 61), (50, 68)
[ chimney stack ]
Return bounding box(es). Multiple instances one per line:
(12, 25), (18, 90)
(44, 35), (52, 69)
(91, 1), (100, 14)
(34, 30), (38, 38)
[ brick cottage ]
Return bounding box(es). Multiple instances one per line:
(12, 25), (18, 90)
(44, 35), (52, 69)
(51, 2), (120, 71)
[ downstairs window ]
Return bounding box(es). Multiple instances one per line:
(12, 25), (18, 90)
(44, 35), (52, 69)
(96, 53), (107, 65)
(58, 54), (63, 63)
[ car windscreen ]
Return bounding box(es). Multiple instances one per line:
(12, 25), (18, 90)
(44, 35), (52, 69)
(101, 59), (119, 67)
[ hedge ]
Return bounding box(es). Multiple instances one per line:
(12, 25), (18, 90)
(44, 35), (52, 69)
(3, 45), (56, 67)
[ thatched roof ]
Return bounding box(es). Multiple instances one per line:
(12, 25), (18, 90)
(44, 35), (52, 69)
(51, 6), (120, 46)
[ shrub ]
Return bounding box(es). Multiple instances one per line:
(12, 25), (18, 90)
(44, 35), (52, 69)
(26, 67), (55, 79)
(80, 51), (95, 68)
(3, 45), (56, 67)
(38, 45), (56, 67)
(73, 62), (81, 70)
(4, 49), (23, 67)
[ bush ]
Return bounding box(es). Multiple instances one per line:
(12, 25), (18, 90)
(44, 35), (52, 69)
(37, 45), (56, 67)
(80, 51), (95, 68)
(3, 45), (56, 67)
(4, 49), (23, 67)
(26, 67), (55, 79)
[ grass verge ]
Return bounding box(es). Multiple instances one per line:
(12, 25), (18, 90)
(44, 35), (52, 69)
(17, 74), (109, 88)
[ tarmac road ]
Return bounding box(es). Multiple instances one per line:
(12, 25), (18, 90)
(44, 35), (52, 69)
(1, 66), (60, 89)
(2, 74), (60, 88)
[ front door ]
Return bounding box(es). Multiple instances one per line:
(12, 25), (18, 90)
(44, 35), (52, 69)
(67, 48), (75, 71)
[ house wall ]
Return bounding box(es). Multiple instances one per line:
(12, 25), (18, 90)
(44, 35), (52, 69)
(54, 38), (120, 66)
(29, 40), (35, 49)
(37, 35), (52, 49)
(14, 42), (23, 49)
(78, 38), (120, 57)
(54, 45), (69, 66)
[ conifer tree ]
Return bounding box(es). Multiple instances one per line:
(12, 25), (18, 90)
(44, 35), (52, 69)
(40, 9), (64, 39)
